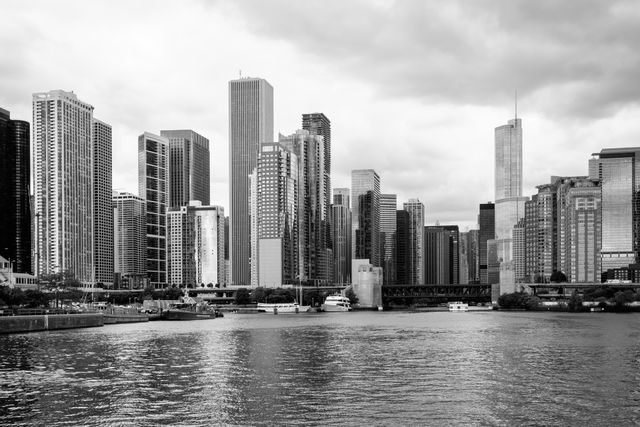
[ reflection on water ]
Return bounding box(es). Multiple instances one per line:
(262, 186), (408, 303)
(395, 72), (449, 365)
(1, 312), (640, 426)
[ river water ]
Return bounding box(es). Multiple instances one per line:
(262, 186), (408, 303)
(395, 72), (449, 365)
(1, 311), (639, 426)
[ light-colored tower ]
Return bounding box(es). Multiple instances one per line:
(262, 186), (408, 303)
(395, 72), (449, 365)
(249, 168), (258, 287)
(229, 77), (274, 286)
(403, 198), (425, 284)
(93, 119), (113, 287)
(380, 194), (397, 284)
(351, 169), (381, 267)
(138, 132), (169, 288)
(280, 130), (329, 284)
(256, 142), (298, 287)
(167, 201), (225, 287)
(113, 191), (146, 281)
(160, 129), (210, 209)
(493, 116), (528, 284)
(332, 188), (351, 284)
(33, 90), (94, 284)
(590, 148), (640, 271)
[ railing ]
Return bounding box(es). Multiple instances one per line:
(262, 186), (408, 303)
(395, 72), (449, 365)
(0, 308), (86, 316)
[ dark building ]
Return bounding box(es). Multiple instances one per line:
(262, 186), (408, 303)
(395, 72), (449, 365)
(302, 113), (331, 176)
(0, 107), (31, 273)
(442, 225), (460, 284)
(424, 225), (459, 284)
(478, 203), (495, 284)
(396, 210), (410, 284)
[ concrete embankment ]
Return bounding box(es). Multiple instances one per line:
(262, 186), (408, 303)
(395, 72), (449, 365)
(0, 313), (104, 334)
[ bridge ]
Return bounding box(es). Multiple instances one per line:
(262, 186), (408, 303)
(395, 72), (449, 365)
(382, 284), (492, 305)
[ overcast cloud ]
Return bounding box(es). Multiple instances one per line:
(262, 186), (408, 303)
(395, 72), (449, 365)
(2, 0), (640, 230)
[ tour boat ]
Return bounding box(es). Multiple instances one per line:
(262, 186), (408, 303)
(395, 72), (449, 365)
(321, 295), (352, 312)
(256, 302), (310, 314)
(448, 301), (469, 312)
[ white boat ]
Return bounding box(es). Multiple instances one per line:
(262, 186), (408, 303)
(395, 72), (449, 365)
(321, 295), (352, 312)
(257, 302), (310, 314)
(448, 301), (469, 312)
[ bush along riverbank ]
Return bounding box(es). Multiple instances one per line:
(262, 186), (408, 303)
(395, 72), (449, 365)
(497, 290), (640, 312)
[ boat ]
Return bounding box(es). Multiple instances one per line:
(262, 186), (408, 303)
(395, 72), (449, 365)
(321, 295), (352, 312)
(448, 301), (469, 312)
(256, 302), (310, 314)
(162, 293), (223, 320)
(102, 305), (150, 324)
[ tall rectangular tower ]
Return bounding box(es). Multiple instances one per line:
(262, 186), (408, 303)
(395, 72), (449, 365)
(332, 188), (351, 284)
(33, 90), (94, 284)
(380, 194), (397, 284)
(396, 210), (410, 284)
(160, 129), (210, 208)
(93, 119), (113, 287)
(478, 202), (495, 284)
(229, 77), (273, 286)
(113, 191), (146, 281)
(351, 169), (381, 266)
(0, 108), (31, 273)
(403, 198), (425, 285)
(138, 132), (169, 288)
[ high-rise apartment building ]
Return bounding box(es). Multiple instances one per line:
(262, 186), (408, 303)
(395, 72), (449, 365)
(494, 117), (528, 284)
(380, 194), (397, 284)
(33, 90), (94, 284)
(331, 188), (351, 284)
(513, 218), (526, 282)
(93, 119), (113, 287)
(464, 229), (479, 284)
(523, 180), (559, 282)
(255, 142), (298, 287)
(403, 199), (425, 284)
(442, 225), (460, 284)
(424, 226), (451, 284)
(0, 107), (30, 273)
(396, 210), (410, 284)
(478, 202), (495, 284)
(113, 191), (146, 282)
(352, 169), (381, 267)
(229, 77), (274, 286)
(280, 130), (330, 284)
(167, 201), (225, 287)
(138, 132), (169, 288)
(590, 148), (640, 271)
(160, 129), (210, 209)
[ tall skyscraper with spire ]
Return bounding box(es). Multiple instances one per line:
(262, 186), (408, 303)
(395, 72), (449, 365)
(492, 106), (528, 285)
(33, 90), (95, 284)
(229, 77), (273, 286)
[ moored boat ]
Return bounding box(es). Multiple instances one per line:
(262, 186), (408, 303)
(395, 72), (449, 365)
(257, 302), (310, 314)
(163, 302), (223, 320)
(321, 295), (352, 312)
(448, 301), (469, 312)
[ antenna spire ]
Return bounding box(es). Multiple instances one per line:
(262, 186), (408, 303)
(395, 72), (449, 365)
(514, 90), (518, 120)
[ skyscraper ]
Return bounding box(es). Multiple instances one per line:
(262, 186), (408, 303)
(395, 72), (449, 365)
(494, 117), (527, 284)
(280, 130), (329, 284)
(255, 142), (298, 287)
(380, 194), (397, 284)
(33, 90), (94, 284)
(160, 129), (210, 208)
(442, 225), (460, 284)
(138, 132), (169, 288)
(403, 199), (425, 284)
(167, 201), (225, 287)
(113, 191), (146, 283)
(590, 148), (640, 271)
(229, 77), (274, 286)
(332, 188), (351, 284)
(0, 107), (30, 273)
(424, 226), (451, 284)
(396, 210), (410, 284)
(478, 202), (495, 284)
(93, 119), (113, 287)
(352, 169), (381, 267)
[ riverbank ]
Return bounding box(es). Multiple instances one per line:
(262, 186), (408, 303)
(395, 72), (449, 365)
(0, 313), (104, 334)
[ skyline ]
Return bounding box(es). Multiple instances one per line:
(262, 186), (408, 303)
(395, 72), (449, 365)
(3, 1), (640, 230)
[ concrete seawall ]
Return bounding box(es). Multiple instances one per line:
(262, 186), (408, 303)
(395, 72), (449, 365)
(0, 313), (104, 334)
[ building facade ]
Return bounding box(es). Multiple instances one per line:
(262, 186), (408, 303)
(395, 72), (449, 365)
(352, 169), (381, 267)
(160, 129), (210, 209)
(93, 119), (113, 287)
(113, 191), (146, 284)
(478, 202), (495, 284)
(0, 107), (31, 273)
(396, 210), (410, 284)
(380, 194), (397, 285)
(331, 188), (351, 284)
(229, 77), (274, 286)
(138, 132), (169, 288)
(33, 90), (94, 284)
(403, 199), (425, 285)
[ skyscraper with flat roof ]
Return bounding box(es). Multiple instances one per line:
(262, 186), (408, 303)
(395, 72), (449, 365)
(478, 202), (495, 284)
(138, 132), (169, 288)
(229, 77), (273, 285)
(93, 119), (113, 287)
(113, 191), (146, 281)
(33, 90), (94, 284)
(403, 199), (424, 284)
(0, 107), (30, 273)
(352, 169), (381, 267)
(380, 194), (397, 284)
(160, 129), (210, 209)
(332, 188), (351, 284)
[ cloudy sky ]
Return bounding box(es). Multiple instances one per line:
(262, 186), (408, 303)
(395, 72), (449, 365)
(2, 0), (640, 230)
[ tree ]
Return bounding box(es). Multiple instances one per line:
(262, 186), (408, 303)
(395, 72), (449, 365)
(550, 271), (568, 283)
(498, 292), (540, 310)
(234, 288), (252, 305)
(250, 287), (267, 303)
(567, 291), (583, 312)
(345, 287), (359, 306)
